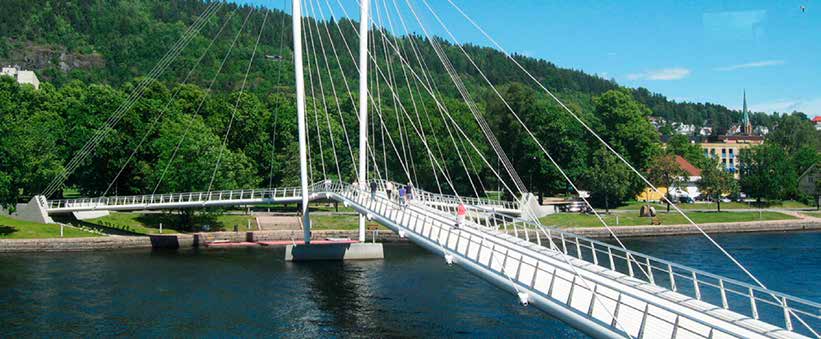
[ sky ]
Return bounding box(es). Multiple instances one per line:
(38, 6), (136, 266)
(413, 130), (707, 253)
(231, 0), (820, 117)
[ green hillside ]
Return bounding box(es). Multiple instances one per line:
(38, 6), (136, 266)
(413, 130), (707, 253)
(0, 0), (817, 210)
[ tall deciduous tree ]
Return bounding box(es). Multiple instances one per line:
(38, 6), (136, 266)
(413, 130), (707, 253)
(739, 144), (796, 204)
(594, 89), (660, 171)
(646, 154), (688, 212)
(698, 160), (738, 212)
(585, 147), (633, 214)
(667, 134), (707, 169)
(767, 113), (821, 153)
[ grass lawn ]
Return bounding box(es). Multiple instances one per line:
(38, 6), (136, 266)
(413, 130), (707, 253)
(615, 200), (811, 211)
(0, 215), (99, 239)
(803, 211), (821, 218)
(540, 211), (796, 228)
(85, 212), (257, 235)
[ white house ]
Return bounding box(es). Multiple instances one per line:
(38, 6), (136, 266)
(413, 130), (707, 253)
(674, 123), (696, 135)
(1, 66), (40, 90)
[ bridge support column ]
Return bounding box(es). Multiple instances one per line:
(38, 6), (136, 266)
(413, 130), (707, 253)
(356, 0), (370, 242)
(14, 196), (55, 224)
(293, 0), (311, 243)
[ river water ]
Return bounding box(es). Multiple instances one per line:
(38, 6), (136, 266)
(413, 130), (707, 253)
(1, 231), (819, 338)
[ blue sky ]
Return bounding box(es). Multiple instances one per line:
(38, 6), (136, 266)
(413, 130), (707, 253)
(232, 0), (820, 117)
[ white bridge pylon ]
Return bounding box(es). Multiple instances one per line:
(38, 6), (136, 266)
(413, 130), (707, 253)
(41, 182), (820, 338)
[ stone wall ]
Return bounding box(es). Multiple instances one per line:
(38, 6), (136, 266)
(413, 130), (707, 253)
(2, 220), (818, 253)
(0, 230), (404, 253)
(568, 220), (821, 239)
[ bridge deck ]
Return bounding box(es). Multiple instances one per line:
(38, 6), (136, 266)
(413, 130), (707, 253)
(331, 185), (812, 338)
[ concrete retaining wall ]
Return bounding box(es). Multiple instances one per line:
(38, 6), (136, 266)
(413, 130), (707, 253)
(569, 220), (821, 239)
(1, 220), (819, 253)
(0, 229), (404, 253)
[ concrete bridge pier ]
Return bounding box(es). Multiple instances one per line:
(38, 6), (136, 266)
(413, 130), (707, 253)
(285, 242), (384, 261)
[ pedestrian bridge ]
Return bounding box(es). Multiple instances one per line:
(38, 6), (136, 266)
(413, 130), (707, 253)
(27, 0), (821, 336)
(35, 182), (821, 338)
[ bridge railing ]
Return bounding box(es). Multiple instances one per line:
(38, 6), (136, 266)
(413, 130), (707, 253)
(373, 180), (521, 211)
(479, 209), (821, 336)
(47, 186), (304, 210)
(329, 182), (751, 338)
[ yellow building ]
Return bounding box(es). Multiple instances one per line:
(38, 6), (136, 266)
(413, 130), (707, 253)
(699, 135), (763, 178)
(636, 187), (668, 202)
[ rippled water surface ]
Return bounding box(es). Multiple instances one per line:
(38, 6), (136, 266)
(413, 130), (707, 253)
(1, 231), (819, 338)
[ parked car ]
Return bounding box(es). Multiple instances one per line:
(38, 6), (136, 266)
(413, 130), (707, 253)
(559, 200), (593, 213)
(678, 196), (695, 204)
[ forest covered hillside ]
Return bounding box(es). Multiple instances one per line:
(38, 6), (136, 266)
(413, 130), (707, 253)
(1, 0), (779, 132)
(0, 0), (817, 208)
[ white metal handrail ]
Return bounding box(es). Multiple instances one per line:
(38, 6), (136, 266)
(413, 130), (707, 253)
(332, 183), (745, 338)
(477, 207), (821, 336)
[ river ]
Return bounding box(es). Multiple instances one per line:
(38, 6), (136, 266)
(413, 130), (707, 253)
(1, 231), (819, 337)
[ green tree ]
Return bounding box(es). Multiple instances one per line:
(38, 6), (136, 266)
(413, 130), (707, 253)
(739, 144), (796, 204)
(767, 113), (821, 153)
(584, 147), (633, 213)
(667, 134), (707, 169)
(593, 89), (660, 170)
(646, 154), (688, 212)
(698, 160), (738, 212)
(0, 78), (65, 208)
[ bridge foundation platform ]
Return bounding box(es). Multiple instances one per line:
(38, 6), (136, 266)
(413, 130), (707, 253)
(285, 242), (384, 261)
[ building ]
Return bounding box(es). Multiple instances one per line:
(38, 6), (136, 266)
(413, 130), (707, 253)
(1, 66), (40, 89)
(636, 156), (703, 201)
(697, 90), (764, 178)
(814, 116), (821, 131)
(700, 135), (763, 178)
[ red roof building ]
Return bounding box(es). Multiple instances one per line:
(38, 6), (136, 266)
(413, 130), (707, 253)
(674, 155), (702, 177)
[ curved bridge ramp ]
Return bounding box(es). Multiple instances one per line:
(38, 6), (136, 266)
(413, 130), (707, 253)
(327, 184), (818, 339)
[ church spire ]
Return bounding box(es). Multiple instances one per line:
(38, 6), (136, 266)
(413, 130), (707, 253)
(743, 89), (747, 114)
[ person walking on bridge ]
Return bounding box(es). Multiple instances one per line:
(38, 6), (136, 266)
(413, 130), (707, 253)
(455, 203), (466, 229)
(406, 182), (414, 201)
(370, 181), (378, 200)
(386, 181), (394, 200)
(398, 186), (407, 208)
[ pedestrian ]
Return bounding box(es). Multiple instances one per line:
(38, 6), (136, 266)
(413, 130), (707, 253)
(370, 180), (378, 200)
(398, 186), (407, 207)
(386, 181), (394, 200)
(406, 182), (414, 201)
(455, 203), (466, 229)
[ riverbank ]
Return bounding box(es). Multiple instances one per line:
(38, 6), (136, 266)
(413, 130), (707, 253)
(1, 219), (820, 253)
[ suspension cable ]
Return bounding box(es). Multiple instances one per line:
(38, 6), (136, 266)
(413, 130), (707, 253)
(42, 1), (223, 197)
(152, 8), (254, 194)
(442, 0), (793, 305)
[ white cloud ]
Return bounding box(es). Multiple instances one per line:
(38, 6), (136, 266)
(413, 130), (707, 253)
(748, 97), (821, 115)
(715, 60), (785, 71)
(626, 68), (691, 81)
